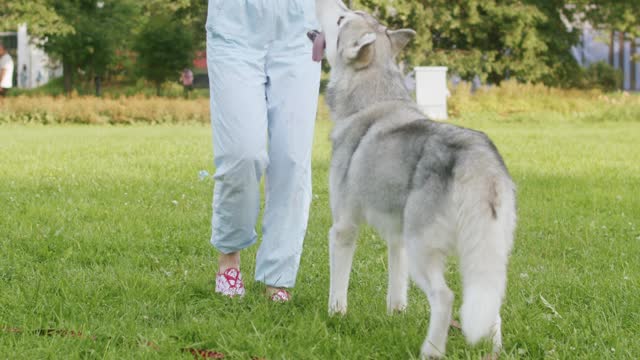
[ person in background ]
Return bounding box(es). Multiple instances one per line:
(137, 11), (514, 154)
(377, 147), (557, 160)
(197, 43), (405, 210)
(180, 68), (194, 98)
(20, 64), (28, 88)
(206, 0), (321, 302)
(36, 71), (43, 87)
(0, 42), (14, 97)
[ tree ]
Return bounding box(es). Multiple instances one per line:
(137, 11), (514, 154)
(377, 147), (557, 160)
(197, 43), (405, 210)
(523, 0), (583, 87)
(631, 39), (637, 90)
(577, 0), (640, 89)
(87, 1), (140, 96)
(139, 0), (207, 48)
(577, 0), (640, 36)
(3, 0), (204, 95)
(352, 0), (640, 87)
(174, 0), (208, 49)
(357, 0), (556, 84)
(33, 0), (139, 95)
(133, 15), (195, 96)
(0, 1), (72, 35)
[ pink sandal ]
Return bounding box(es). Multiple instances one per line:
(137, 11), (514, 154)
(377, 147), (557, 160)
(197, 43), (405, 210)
(269, 289), (291, 302)
(215, 268), (245, 297)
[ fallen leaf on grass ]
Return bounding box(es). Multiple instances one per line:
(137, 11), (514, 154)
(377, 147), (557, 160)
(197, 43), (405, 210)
(183, 348), (225, 359)
(4, 326), (266, 360)
(35, 329), (97, 341)
(539, 294), (562, 318)
(142, 340), (160, 350)
(1, 327), (22, 333)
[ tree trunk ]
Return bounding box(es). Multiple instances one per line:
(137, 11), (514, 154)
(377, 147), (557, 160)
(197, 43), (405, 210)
(632, 38), (637, 91)
(619, 32), (625, 90)
(609, 31), (615, 66)
(95, 75), (102, 97)
(63, 60), (73, 96)
(156, 82), (162, 96)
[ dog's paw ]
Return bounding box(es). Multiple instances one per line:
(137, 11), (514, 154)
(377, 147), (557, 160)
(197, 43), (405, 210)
(328, 301), (348, 316)
(421, 342), (445, 360)
(386, 293), (407, 314)
(386, 302), (407, 315)
(328, 306), (347, 316)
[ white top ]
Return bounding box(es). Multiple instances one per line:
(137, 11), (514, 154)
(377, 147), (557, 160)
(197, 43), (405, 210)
(0, 53), (14, 89)
(414, 66), (448, 72)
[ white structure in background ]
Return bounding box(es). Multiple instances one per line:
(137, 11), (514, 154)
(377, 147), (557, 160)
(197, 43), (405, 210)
(415, 66), (449, 120)
(17, 24), (62, 89)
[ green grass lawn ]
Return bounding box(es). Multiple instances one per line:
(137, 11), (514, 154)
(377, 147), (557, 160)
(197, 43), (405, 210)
(1, 110), (639, 359)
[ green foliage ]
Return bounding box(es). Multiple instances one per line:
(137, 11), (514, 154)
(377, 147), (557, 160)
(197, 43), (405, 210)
(354, 0), (629, 87)
(3, 0), (638, 91)
(3, 86), (640, 125)
(577, 61), (622, 92)
(139, 0), (208, 48)
(358, 0), (560, 84)
(523, 0), (583, 87)
(34, 0), (140, 95)
(577, 0), (640, 37)
(2, 0), (205, 96)
(40, 0), (137, 67)
(7, 77), (211, 99)
(133, 15), (196, 96)
(447, 80), (640, 121)
(0, 0), (73, 35)
(0, 96), (210, 125)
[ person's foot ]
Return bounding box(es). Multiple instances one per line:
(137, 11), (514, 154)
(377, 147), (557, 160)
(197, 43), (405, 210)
(266, 287), (291, 302)
(218, 252), (240, 273)
(215, 268), (245, 297)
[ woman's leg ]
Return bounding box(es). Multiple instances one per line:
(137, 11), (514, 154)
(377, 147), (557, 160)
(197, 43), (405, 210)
(255, 1), (322, 289)
(206, 5), (270, 271)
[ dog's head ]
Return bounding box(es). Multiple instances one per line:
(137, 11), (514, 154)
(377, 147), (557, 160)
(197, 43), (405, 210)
(314, 0), (415, 71)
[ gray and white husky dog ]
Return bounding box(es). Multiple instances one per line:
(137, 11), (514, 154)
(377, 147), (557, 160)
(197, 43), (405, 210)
(313, 0), (517, 358)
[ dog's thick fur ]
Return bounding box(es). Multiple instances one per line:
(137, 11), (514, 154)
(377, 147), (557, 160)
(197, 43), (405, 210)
(315, 1), (517, 358)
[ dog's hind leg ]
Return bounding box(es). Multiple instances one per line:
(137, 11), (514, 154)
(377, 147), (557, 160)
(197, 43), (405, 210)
(408, 242), (453, 360)
(386, 236), (408, 314)
(328, 218), (359, 315)
(404, 186), (455, 359)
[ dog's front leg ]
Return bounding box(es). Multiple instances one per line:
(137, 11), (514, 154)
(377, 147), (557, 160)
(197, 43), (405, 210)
(328, 221), (358, 315)
(387, 239), (408, 313)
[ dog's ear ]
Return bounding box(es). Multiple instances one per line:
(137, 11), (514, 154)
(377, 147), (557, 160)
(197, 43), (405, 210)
(388, 29), (416, 55)
(343, 32), (377, 68)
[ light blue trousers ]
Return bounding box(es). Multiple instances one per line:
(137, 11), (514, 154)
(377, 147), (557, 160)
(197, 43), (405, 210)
(206, 0), (321, 288)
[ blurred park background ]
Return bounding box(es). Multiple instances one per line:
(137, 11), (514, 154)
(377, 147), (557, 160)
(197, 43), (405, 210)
(1, 0), (640, 125)
(1, 0), (639, 100)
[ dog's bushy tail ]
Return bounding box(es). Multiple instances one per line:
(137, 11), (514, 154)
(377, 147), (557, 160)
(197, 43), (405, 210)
(459, 265), (505, 345)
(457, 178), (516, 345)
